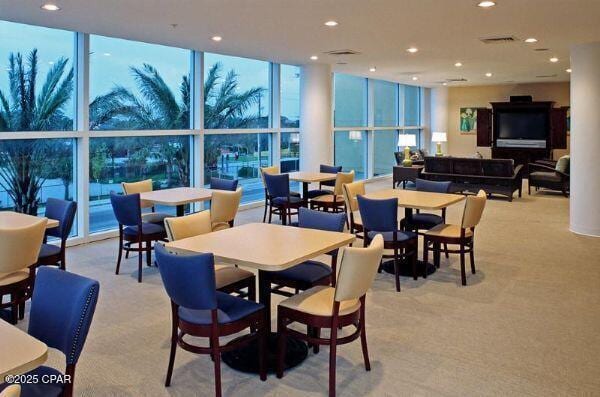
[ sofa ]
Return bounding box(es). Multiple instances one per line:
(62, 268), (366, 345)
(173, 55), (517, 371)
(528, 155), (570, 197)
(420, 157), (524, 201)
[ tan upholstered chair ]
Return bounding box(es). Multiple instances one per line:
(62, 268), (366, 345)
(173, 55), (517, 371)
(164, 212), (256, 300)
(210, 188), (242, 231)
(0, 218), (47, 323)
(342, 180), (365, 238)
(311, 170), (355, 213)
(0, 385), (21, 397)
(423, 190), (487, 286)
(122, 179), (170, 224)
(276, 235), (384, 397)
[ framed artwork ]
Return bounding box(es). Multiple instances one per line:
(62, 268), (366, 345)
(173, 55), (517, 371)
(460, 107), (477, 133)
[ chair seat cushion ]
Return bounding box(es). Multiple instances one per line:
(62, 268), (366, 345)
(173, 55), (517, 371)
(141, 212), (170, 224)
(178, 291), (264, 325)
(406, 213), (444, 230)
(124, 222), (165, 236)
(214, 265), (254, 289)
(271, 260), (331, 284)
(530, 171), (561, 183)
(291, 191), (301, 197)
(367, 230), (417, 242)
(211, 222), (230, 232)
(311, 194), (343, 204)
(272, 196), (303, 205)
(0, 269), (30, 286)
(306, 189), (333, 199)
(11, 366), (65, 397)
(425, 224), (473, 238)
(279, 285), (360, 317)
(38, 243), (61, 259)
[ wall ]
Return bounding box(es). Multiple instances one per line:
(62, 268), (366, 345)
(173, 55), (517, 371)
(446, 82), (570, 158)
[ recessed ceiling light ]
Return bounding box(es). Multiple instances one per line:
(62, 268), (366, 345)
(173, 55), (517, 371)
(103, 52), (111, 56)
(550, 57), (559, 63)
(41, 3), (60, 11)
(406, 47), (419, 53)
(412, 76), (418, 81)
(454, 62), (463, 67)
(310, 55), (318, 61)
(566, 68), (572, 73)
(211, 36), (222, 42)
(478, 1), (496, 8)
(369, 67), (377, 72)
(485, 72), (493, 77)
(324, 20), (339, 27)
(524, 38), (538, 43)
(442, 82), (448, 86)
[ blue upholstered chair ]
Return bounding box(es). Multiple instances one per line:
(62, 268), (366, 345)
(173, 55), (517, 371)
(306, 164), (342, 199)
(265, 208), (346, 301)
(37, 198), (77, 271)
(155, 244), (266, 396)
(0, 267), (99, 397)
(357, 195), (418, 291)
(110, 192), (166, 283)
(264, 173), (302, 225)
(210, 177), (239, 191)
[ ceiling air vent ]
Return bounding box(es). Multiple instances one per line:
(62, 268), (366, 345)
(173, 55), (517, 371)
(446, 78), (468, 82)
(536, 74), (557, 78)
(324, 49), (361, 56)
(479, 35), (519, 44)
(534, 48), (549, 51)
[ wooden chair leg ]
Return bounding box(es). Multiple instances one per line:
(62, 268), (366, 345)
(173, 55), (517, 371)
(433, 243), (441, 268)
(276, 316), (287, 379)
(423, 238), (429, 279)
(460, 244), (467, 286)
(393, 248), (400, 292)
(146, 240), (152, 267)
(469, 243), (476, 274)
(314, 328), (321, 354)
(10, 294), (18, 324)
(262, 202), (268, 223)
(247, 278), (256, 302)
(359, 301), (371, 371)
(116, 232), (123, 275)
(165, 308), (178, 387)
(258, 316), (267, 381)
(444, 243), (449, 259)
(212, 334), (222, 397)
(268, 205), (273, 224)
(329, 317), (339, 397)
(411, 242), (418, 281)
(138, 239), (143, 283)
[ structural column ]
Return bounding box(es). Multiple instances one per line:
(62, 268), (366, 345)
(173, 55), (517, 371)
(429, 87), (449, 155)
(299, 63), (333, 172)
(570, 42), (600, 237)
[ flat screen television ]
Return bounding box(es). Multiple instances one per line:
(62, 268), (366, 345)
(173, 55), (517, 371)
(497, 111), (548, 140)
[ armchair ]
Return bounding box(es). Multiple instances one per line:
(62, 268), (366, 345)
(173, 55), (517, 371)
(528, 155), (570, 197)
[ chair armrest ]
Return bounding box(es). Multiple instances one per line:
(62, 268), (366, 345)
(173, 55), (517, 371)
(513, 164), (524, 179)
(528, 163), (570, 180)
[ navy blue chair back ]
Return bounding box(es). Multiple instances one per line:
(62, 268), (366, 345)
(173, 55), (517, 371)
(357, 195), (398, 232)
(415, 178), (452, 193)
(320, 164), (342, 186)
(264, 173), (290, 199)
(155, 244), (217, 310)
(28, 267), (99, 366)
(210, 177), (239, 191)
(45, 198), (77, 239)
(298, 207), (345, 233)
(110, 192), (142, 227)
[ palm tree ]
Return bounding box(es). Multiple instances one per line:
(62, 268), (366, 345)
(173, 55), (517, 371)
(0, 49), (74, 214)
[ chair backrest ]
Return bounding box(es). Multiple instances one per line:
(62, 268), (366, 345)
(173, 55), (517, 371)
(357, 195), (398, 232)
(298, 207), (345, 233)
(334, 234), (384, 302)
(0, 218), (47, 275)
(263, 172), (290, 198)
(333, 170), (355, 195)
(122, 179), (153, 209)
(555, 155), (570, 174)
(44, 198), (77, 240)
(210, 177), (239, 191)
(461, 190), (487, 229)
(415, 178), (452, 193)
(342, 180), (366, 213)
(210, 188), (242, 226)
(0, 385), (21, 397)
(164, 211), (212, 241)
(110, 192), (142, 227)
(259, 165), (280, 187)
(28, 267), (99, 366)
(155, 244), (217, 310)
(320, 164), (342, 187)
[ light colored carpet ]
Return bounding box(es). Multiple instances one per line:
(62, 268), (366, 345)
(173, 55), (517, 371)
(16, 178), (600, 396)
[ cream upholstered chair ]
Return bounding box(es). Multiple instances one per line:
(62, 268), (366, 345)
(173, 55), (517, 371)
(342, 180), (365, 239)
(210, 188), (242, 231)
(276, 234), (384, 397)
(424, 190), (487, 286)
(122, 179), (170, 224)
(310, 170), (355, 213)
(164, 212), (256, 300)
(0, 217), (47, 323)
(0, 385), (21, 397)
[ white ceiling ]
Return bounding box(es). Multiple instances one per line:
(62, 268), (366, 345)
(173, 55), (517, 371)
(2, 0), (599, 87)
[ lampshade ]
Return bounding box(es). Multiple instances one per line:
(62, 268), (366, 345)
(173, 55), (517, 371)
(290, 133), (300, 143)
(397, 134), (416, 147)
(432, 131), (447, 143)
(348, 130), (363, 141)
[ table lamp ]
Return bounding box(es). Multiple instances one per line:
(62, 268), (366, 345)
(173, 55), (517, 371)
(397, 134), (416, 167)
(348, 130), (363, 141)
(432, 132), (447, 157)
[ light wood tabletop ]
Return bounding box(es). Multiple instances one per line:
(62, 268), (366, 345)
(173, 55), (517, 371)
(140, 187), (213, 207)
(165, 222), (355, 271)
(0, 212), (58, 229)
(288, 172), (337, 183)
(364, 189), (465, 210)
(0, 320), (48, 380)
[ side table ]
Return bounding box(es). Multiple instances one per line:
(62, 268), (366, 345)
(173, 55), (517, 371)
(393, 165), (424, 189)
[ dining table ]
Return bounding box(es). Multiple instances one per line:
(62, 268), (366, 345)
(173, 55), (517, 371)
(166, 222), (355, 373)
(140, 186), (213, 217)
(0, 319), (48, 382)
(364, 189), (465, 276)
(0, 211), (59, 229)
(287, 171), (337, 204)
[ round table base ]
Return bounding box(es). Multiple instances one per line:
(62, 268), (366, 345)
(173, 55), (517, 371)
(222, 332), (308, 374)
(381, 259), (436, 278)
